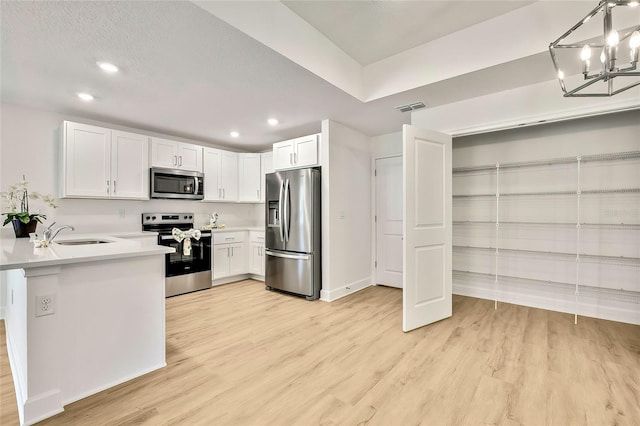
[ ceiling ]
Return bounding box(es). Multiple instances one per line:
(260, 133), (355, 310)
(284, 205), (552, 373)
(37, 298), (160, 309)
(0, 1), (604, 151)
(281, 1), (533, 66)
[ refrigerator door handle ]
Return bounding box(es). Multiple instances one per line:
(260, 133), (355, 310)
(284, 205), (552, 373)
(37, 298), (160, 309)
(278, 180), (285, 242)
(284, 179), (290, 242)
(265, 250), (310, 260)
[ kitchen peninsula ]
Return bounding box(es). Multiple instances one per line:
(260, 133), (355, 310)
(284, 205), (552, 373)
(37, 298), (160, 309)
(0, 234), (174, 425)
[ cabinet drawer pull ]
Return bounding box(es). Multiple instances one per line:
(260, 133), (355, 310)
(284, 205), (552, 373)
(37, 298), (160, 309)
(173, 155), (178, 166)
(106, 180), (110, 194)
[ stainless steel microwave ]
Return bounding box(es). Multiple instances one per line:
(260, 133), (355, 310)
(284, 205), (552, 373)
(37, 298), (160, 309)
(150, 167), (204, 200)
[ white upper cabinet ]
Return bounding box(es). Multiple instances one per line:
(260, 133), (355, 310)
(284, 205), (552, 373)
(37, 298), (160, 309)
(61, 121), (149, 200)
(260, 151), (274, 203)
(150, 137), (202, 172)
(110, 130), (149, 199)
(272, 133), (319, 171)
(273, 139), (294, 170)
(203, 147), (238, 202)
(238, 154), (261, 202)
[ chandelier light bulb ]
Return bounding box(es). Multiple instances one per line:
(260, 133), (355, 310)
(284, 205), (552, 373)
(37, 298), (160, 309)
(600, 49), (606, 64)
(580, 45), (592, 61)
(629, 1), (639, 7)
(557, 70), (565, 80)
(630, 31), (640, 49)
(607, 29), (619, 47)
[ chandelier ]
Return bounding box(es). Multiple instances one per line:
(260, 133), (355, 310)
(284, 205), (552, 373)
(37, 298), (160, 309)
(549, 0), (640, 97)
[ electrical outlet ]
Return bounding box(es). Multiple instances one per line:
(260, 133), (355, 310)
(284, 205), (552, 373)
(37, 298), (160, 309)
(36, 294), (56, 317)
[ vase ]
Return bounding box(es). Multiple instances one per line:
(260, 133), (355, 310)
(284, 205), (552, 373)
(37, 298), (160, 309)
(12, 218), (37, 238)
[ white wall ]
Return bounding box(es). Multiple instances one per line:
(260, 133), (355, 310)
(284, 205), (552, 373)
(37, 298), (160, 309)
(0, 103), (262, 235)
(411, 78), (640, 137)
(370, 131), (402, 158)
(320, 120), (372, 301)
(447, 111), (640, 325)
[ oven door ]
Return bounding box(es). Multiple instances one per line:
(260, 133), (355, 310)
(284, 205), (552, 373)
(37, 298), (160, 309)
(160, 234), (212, 277)
(151, 167), (204, 200)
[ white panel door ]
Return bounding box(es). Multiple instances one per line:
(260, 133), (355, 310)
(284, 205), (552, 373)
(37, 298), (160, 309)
(403, 125), (452, 332)
(294, 134), (318, 167)
(63, 122), (111, 198)
(273, 140), (294, 170)
(376, 156), (403, 288)
(111, 130), (149, 199)
(150, 137), (178, 168)
(238, 153), (261, 202)
(178, 143), (202, 172)
(203, 148), (222, 201)
(220, 151), (238, 201)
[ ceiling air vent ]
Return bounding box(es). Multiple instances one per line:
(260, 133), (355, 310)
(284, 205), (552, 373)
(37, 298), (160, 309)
(394, 102), (426, 113)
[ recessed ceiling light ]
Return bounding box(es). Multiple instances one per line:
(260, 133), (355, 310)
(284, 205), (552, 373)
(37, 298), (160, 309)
(267, 118), (279, 126)
(230, 131), (239, 138)
(77, 92), (94, 101)
(97, 62), (119, 73)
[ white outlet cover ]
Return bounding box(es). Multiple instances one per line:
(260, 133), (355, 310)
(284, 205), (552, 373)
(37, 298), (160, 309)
(36, 294), (56, 317)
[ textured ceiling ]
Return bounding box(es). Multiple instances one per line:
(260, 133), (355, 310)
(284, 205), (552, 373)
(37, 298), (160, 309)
(282, 1), (534, 65)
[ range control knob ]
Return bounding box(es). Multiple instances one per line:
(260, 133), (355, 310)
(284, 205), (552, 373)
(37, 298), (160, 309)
(184, 215), (188, 219)
(189, 215), (193, 219)
(145, 216), (150, 220)
(152, 216), (156, 220)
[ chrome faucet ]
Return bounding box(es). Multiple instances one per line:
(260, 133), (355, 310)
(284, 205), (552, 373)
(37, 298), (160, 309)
(44, 222), (75, 243)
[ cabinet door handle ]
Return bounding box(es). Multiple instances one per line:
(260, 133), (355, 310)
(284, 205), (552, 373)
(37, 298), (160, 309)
(231, 247), (234, 256)
(223, 188), (225, 199)
(294, 152), (297, 164)
(113, 180), (116, 194)
(289, 153), (293, 165)
(218, 188), (221, 198)
(173, 155), (178, 166)
(227, 247), (230, 257)
(106, 180), (110, 195)
(178, 156), (183, 166)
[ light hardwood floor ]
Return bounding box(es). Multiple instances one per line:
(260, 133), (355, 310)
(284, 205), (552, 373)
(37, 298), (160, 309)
(1, 280), (639, 425)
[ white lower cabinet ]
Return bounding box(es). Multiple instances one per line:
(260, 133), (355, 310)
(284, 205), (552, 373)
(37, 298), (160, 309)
(212, 232), (246, 280)
(249, 231), (265, 277)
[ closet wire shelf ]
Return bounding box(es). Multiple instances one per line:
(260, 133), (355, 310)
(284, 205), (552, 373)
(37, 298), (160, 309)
(452, 150), (640, 174)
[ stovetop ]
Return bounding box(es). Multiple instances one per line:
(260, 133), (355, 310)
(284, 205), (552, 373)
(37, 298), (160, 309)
(142, 212), (195, 233)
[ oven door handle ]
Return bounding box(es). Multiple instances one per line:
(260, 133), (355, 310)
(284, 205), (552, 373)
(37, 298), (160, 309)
(160, 233), (211, 241)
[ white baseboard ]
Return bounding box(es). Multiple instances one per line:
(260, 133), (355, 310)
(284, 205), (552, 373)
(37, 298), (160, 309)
(212, 274), (251, 286)
(248, 274), (264, 282)
(62, 362), (166, 407)
(453, 271), (640, 325)
(320, 277), (371, 302)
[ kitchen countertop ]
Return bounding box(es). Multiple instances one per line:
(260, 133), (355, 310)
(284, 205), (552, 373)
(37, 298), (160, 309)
(0, 233), (174, 271)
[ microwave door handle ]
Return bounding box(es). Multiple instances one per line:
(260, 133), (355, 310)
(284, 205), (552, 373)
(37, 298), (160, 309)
(278, 179), (285, 242)
(194, 177), (199, 196)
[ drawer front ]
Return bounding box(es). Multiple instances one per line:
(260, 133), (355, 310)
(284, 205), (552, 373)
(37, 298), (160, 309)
(250, 231), (265, 243)
(213, 231), (245, 245)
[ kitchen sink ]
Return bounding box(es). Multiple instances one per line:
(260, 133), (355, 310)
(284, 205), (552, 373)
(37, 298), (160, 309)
(55, 239), (113, 246)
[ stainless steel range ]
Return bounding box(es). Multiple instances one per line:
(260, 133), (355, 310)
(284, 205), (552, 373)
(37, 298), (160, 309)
(142, 213), (212, 297)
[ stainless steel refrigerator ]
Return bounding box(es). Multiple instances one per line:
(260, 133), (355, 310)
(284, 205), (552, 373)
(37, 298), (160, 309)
(265, 168), (321, 300)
